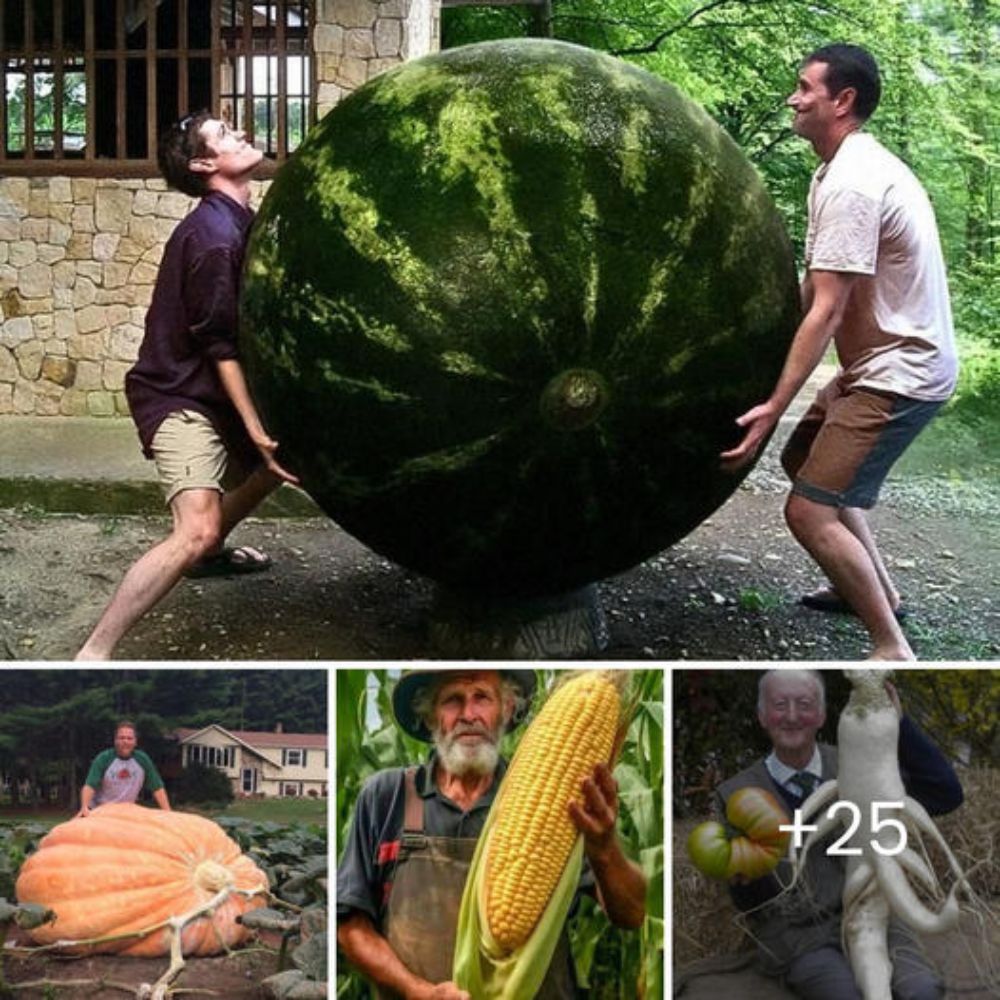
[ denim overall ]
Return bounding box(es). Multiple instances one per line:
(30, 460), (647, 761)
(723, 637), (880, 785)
(377, 768), (577, 999)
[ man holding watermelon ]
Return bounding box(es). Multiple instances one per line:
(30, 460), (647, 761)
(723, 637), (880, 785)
(75, 112), (298, 660)
(721, 44), (957, 662)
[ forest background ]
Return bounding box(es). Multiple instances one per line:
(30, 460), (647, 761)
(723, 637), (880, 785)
(445, 0), (999, 454)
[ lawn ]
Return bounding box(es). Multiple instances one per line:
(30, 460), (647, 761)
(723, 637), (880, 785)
(212, 796), (328, 825)
(0, 796), (328, 828)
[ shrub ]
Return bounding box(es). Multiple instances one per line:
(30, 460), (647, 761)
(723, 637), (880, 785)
(173, 763), (234, 807)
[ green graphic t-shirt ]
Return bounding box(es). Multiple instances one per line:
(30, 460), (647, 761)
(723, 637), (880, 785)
(85, 748), (164, 806)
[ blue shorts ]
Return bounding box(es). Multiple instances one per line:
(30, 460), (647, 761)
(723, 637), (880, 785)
(781, 380), (944, 509)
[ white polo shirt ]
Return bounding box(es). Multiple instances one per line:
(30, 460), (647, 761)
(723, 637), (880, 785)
(805, 132), (958, 401)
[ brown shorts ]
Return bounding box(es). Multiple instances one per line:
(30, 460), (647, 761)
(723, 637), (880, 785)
(781, 380), (944, 509)
(151, 410), (247, 504)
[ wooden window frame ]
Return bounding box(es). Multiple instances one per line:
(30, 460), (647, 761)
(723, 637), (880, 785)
(0, 0), (314, 178)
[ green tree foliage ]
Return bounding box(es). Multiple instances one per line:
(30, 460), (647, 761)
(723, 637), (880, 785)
(4, 69), (86, 150)
(893, 669), (1000, 764)
(335, 669), (663, 999)
(443, 0), (999, 418)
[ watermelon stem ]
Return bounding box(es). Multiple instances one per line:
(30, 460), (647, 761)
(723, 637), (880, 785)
(540, 368), (610, 431)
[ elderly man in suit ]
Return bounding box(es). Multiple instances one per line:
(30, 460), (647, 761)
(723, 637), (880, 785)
(714, 670), (961, 1000)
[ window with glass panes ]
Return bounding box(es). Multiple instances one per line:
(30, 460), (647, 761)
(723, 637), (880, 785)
(187, 744), (236, 768)
(0, 0), (312, 176)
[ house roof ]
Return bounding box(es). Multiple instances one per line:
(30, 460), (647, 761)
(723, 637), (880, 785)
(175, 726), (327, 750)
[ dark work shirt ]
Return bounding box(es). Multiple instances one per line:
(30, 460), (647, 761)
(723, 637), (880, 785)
(337, 751), (595, 924)
(125, 190), (259, 469)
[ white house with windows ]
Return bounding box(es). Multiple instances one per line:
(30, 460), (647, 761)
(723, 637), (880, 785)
(175, 723), (327, 798)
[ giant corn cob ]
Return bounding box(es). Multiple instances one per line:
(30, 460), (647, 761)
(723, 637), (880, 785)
(485, 671), (621, 950)
(454, 669), (626, 998)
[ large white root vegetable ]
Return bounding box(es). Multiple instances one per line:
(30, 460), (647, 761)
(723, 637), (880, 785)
(790, 669), (972, 999)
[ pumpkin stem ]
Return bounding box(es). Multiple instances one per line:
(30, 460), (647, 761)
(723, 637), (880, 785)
(194, 860), (235, 893)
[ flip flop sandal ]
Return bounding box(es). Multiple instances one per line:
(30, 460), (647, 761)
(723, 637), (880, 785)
(185, 546), (272, 579)
(800, 589), (909, 622)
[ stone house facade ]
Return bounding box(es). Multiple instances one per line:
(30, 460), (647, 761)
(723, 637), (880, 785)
(0, 0), (440, 418)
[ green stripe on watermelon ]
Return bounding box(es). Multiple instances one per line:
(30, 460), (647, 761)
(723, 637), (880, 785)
(240, 39), (800, 597)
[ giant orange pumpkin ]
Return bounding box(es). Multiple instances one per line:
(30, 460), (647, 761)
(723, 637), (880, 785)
(15, 803), (268, 956)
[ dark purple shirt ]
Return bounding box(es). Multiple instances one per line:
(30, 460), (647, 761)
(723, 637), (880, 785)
(125, 191), (259, 470)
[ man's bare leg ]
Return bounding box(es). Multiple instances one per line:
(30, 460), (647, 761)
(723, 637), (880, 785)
(187, 466), (283, 567)
(220, 465), (282, 538)
(840, 507), (902, 608)
(805, 506), (903, 612)
(184, 467), (283, 572)
(75, 489), (223, 661)
(785, 493), (914, 660)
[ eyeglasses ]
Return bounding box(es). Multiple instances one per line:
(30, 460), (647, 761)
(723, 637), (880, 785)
(177, 114), (196, 133)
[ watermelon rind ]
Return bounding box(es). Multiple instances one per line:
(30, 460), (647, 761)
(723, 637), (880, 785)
(241, 39), (800, 598)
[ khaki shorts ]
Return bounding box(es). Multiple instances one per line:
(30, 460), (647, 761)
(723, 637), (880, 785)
(781, 380), (943, 509)
(151, 410), (244, 504)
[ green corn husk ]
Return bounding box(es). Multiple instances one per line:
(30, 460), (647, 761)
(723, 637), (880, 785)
(453, 816), (584, 998)
(454, 670), (635, 997)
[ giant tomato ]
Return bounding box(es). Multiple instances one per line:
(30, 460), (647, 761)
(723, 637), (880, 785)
(687, 786), (790, 881)
(685, 821), (731, 880)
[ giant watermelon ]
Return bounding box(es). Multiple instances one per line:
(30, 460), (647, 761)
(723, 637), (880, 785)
(241, 39), (799, 598)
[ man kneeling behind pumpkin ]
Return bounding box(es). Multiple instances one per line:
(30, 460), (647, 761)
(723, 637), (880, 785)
(77, 720), (171, 818)
(336, 669), (646, 999)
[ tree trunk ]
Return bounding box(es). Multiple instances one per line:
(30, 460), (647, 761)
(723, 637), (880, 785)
(964, 0), (992, 265)
(529, 0), (553, 38)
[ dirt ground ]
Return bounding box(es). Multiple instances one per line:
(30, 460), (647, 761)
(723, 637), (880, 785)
(673, 913), (1000, 999)
(2, 939), (276, 998)
(1, 433), (997, 661)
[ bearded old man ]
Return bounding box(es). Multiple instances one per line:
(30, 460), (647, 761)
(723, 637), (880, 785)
(336, 670), (646, 1000)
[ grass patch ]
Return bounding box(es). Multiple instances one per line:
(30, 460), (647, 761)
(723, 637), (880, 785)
(737, 588), (783, 612)
(208, 797), (328, 825)
(0, 797), (328, 828)
(897, 339), (1000, 480)
(0, 810), (62, 828)
(896, 409), (1000, 480)
(906, 620), (1000, 661)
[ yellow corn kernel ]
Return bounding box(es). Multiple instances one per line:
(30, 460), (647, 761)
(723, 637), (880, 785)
(482, 671), (621, 952)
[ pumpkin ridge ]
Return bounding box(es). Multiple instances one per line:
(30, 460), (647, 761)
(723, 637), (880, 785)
(27, 883), (209, 936)
(38, 812), (198, 859)
(19, 874), (193, 905)
(19, 843), (193, 874)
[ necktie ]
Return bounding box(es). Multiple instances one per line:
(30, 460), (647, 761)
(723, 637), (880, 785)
(789, 771), (819, 799)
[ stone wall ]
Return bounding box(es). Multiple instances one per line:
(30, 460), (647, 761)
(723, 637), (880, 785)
(0, 176), (267, 417)
(0, 0), (441, 419)
(314, 0), (440, 112)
